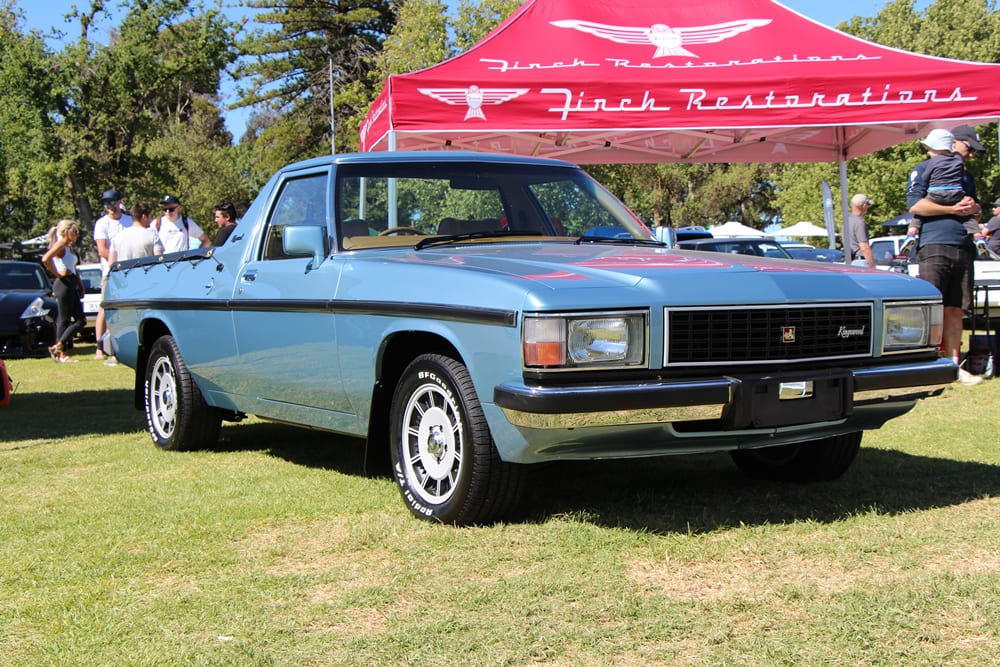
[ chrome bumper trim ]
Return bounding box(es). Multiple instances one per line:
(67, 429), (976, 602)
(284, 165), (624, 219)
(495, 358), (957, 429)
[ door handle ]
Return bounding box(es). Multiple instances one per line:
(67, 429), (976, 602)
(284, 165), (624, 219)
(241, 270), (257, 283)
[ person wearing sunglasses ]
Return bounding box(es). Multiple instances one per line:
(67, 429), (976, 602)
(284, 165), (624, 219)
(153, 194), (210, 253)
(905, 124), (988, 386)
(93, 188), (133, 361)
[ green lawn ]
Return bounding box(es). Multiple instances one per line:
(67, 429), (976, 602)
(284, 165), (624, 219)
(3, 345), (999, 665)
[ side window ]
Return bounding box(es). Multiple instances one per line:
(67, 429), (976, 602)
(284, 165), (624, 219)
(262, 173), (328, 260)
(870, 240), (893, 267)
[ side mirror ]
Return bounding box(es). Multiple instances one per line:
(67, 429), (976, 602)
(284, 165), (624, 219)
(283, 225), (327, 269)
(655, 226), (677, 248)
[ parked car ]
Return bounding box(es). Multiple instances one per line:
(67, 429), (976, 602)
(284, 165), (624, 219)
(0, 260), (56, 357)
(676, 236), (794, 259)
(105, 152), (955, 525)
(78, 262), (103, 339)
(779, 242), (846, 263)
(653, 225), (714, 246)
(869, 235), (914, 273)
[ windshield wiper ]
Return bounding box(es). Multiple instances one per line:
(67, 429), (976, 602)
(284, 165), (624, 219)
(415, 230), (542, 250)
(575, 235), (665, 246)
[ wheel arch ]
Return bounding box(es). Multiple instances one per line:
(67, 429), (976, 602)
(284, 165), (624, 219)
(132, 318), (172, 410)
(363, 330), (462, 476)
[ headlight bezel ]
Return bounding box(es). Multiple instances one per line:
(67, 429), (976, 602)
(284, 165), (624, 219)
(883, 300), (942, 353)
(20, 297), (51, 320)
(523, 310), (648, 371)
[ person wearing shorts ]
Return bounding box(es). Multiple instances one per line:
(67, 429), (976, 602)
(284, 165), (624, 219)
(906, 124), (986, 385)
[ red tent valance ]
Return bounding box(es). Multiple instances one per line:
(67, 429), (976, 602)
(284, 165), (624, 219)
(360, 0), (1000, 163)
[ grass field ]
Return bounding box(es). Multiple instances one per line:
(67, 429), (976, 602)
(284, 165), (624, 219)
(3, 344), (1000, 665)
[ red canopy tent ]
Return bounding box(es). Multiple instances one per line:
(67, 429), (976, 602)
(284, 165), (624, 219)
(359, 0), (1000, 255)
(360, 0), (1000, 164)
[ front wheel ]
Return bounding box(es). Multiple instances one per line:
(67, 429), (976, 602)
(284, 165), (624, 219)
(730, 432), (862, 482)
(389, 354), (523, 525)
(145, 334), (221, 451)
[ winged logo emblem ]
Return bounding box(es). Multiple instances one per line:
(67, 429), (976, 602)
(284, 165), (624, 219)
(418, 85), (530, 121)
(550, 18), (771, 58)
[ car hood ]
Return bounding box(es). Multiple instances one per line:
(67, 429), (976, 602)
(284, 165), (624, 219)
(0, 290), (47, 310)
(366, 243), (939, 305)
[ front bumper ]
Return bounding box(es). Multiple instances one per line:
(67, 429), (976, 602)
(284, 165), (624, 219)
(494, 358), (957, 430)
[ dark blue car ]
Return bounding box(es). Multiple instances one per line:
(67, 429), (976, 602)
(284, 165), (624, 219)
(0, 261), (57, 357)
(780, 242), (845, 263)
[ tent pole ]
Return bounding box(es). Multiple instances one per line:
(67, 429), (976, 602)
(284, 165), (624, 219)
(388, 131), (398, 228)
(839, 158), (851, 266)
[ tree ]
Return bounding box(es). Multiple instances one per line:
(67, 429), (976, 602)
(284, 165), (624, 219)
(236, 0), (396, 169)
(776, 0), (1000, 232)
(0, 1), (239, 244)
(0, 6), (69, 241)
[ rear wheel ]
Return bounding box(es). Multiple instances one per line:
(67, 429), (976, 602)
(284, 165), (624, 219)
(389, 353), (524, 525)
(145, 335), (221, 451)
(730, 432), (862, 482)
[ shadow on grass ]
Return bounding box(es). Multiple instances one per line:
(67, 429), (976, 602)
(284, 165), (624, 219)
(525, 449), (1000, 534)
(211, 420), (367, 475)
(1, 388), (140, 442)
(209, 421), (1000, 533)
(8, 388), (997, 534)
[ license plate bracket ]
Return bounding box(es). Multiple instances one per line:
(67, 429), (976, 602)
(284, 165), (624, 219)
(728, 372), (851, 428)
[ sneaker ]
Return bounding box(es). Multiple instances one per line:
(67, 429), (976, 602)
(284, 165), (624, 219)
(957, 368), (984, 386)
(899, 235), (917, 255)
(103, 356), (119, 367)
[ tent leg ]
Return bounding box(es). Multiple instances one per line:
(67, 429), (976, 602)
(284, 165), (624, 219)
(839, 160), (851, 265)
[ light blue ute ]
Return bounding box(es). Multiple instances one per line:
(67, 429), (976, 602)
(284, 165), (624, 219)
(105, 152), (955, 524)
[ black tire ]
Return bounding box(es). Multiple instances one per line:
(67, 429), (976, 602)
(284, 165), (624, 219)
(731, 432), (862, 482)
(389, 353), (524, 525)
(144, 334), (221, 451)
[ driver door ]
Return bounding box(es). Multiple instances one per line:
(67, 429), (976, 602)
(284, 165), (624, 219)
(230, 168), (353, 430)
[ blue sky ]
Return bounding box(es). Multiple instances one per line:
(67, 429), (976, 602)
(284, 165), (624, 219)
(15, 0), (936, 139)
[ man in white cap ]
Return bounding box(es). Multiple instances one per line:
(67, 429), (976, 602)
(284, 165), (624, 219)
(848, 194), (875, 268)
(900, 128), (986, 255)
(93, 188), (133, 361)
(906, 124), (988, 386)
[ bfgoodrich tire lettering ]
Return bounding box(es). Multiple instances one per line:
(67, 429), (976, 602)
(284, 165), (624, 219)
(730, 431), (862, 482)
(144, 334), (221, 451)
(389, 353), (524, 525)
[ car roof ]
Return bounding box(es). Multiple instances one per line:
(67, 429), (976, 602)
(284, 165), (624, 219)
(283, 151), (579, 173)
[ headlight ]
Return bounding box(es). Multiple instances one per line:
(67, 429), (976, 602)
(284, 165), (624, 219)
(523, 312), (647, 369)
(883, 302), (942, 351)
(20, 297), (50, 320)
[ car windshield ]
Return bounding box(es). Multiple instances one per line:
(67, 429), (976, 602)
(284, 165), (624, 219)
(0, 263), (49, 290)
(334, 162), (651, 249)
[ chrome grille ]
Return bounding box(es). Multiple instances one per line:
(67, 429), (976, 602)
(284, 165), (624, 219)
(665, 303), (873, 365)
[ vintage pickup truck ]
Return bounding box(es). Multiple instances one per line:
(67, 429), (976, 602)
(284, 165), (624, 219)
(105, 152), (955, 524)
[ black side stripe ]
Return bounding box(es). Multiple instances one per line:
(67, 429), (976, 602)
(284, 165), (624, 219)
(103, 298), (518, 327)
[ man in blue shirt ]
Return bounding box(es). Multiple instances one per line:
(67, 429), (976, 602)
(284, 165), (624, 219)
(905, 124), (986, 385)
